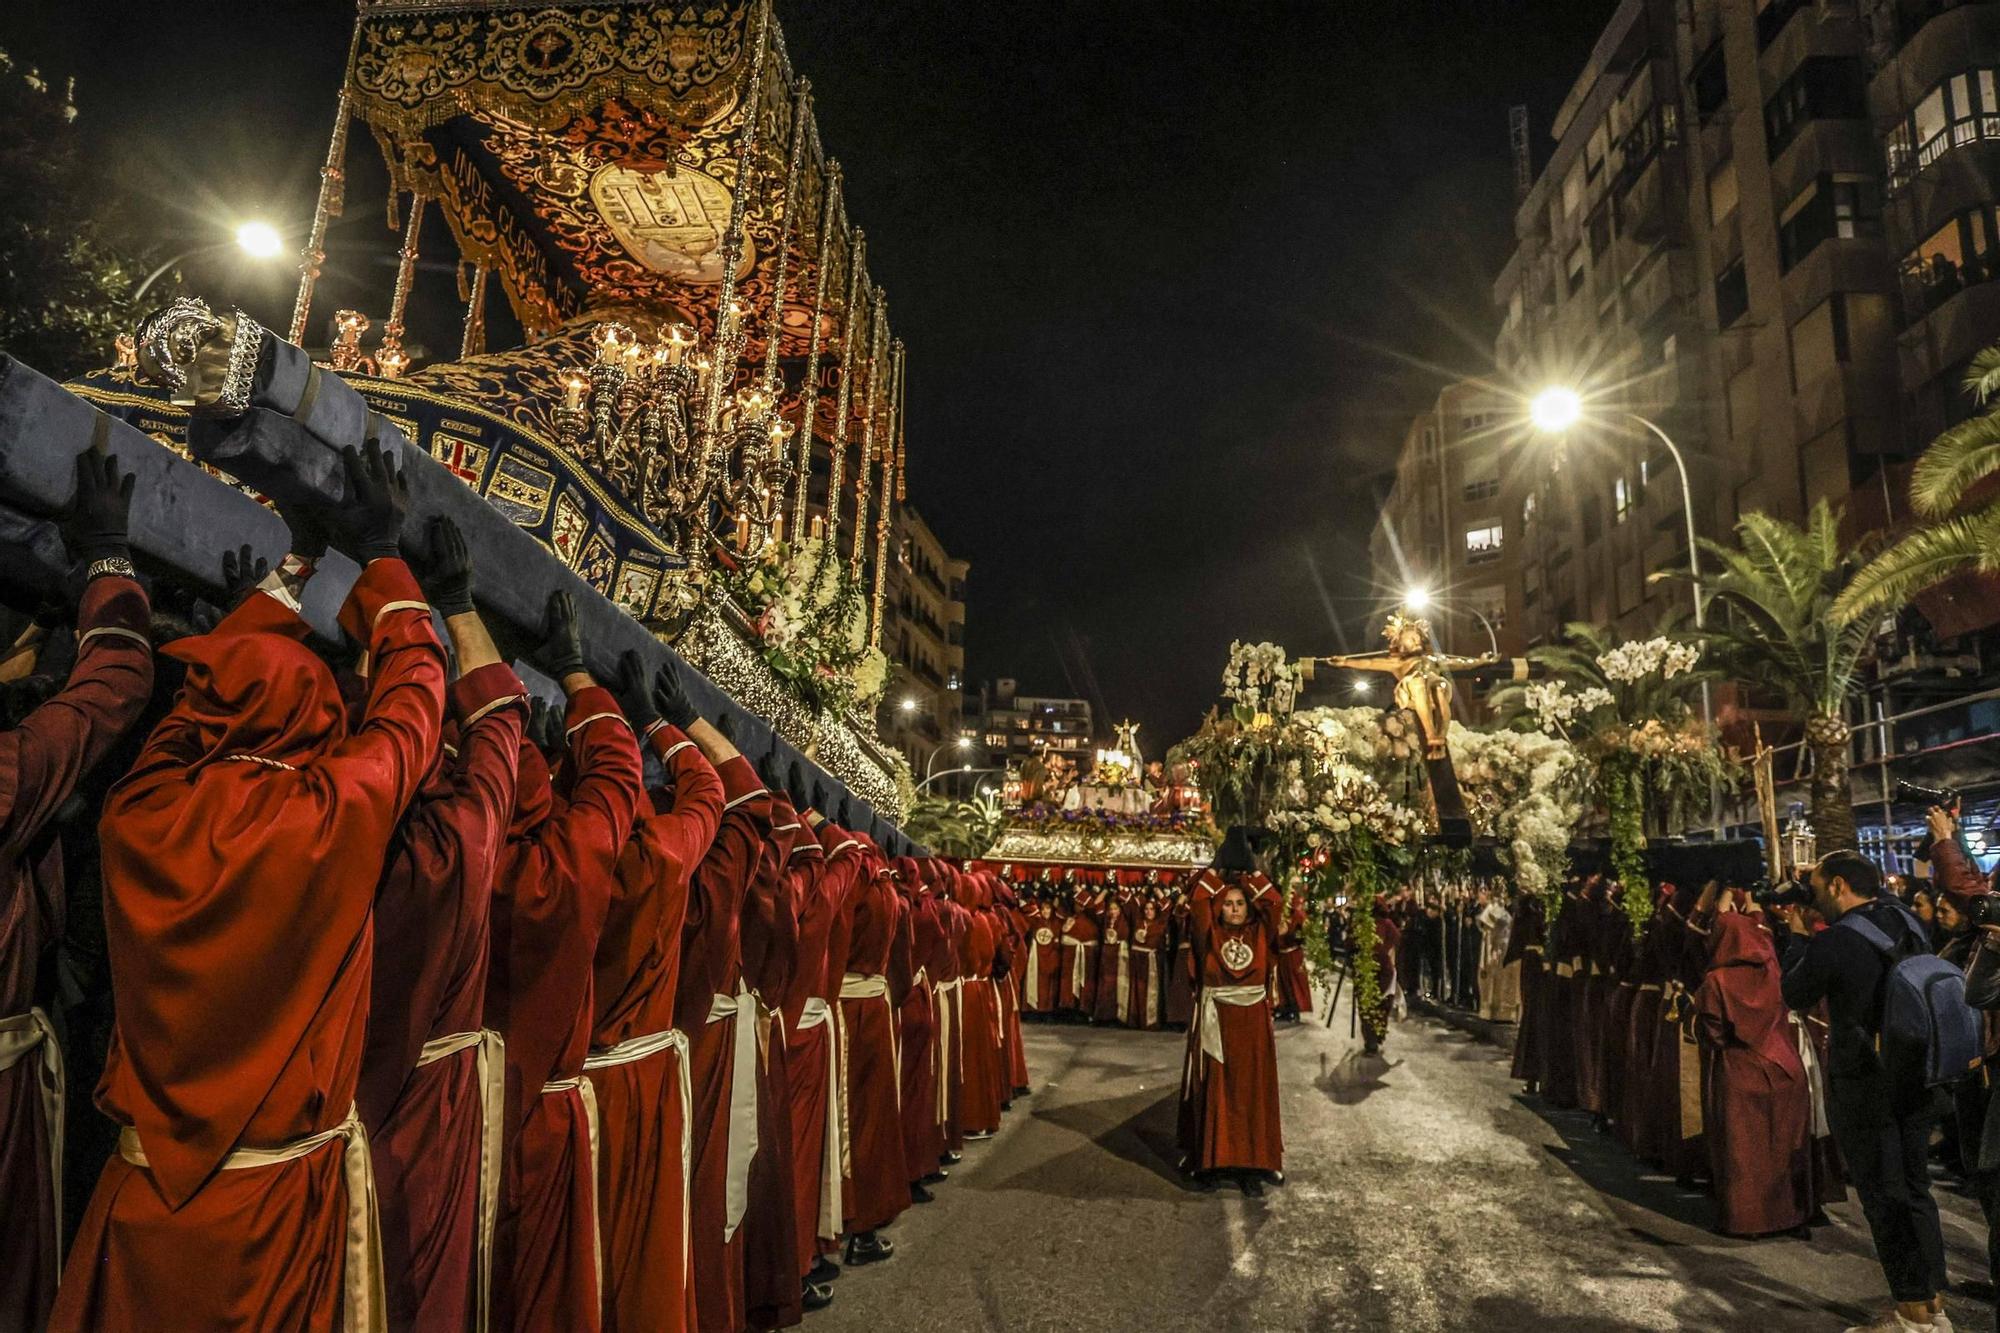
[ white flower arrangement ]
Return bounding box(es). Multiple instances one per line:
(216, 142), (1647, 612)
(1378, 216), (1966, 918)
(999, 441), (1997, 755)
(1449, 723), (1586, 895)
(1222, 640), (1302, 718)
(1523, 680), (1614, 731)
(1595, 636), (1701, 684)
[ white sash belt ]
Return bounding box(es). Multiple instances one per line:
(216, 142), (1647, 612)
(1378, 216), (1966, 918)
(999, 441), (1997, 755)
(1115, 942), (1132, 1025)
(932, 979), (962, 1130)
(1063, 937), (1090, 1002)
(538, 1076), (601, 1301)
(836, 971), (898, 1184)
(706, 987), (759, 1242)
(794, 998), (844, 1239)
(1132, 947), (1161, 1027)
(1024, 941), (1040, 1010)
(0, 1008), (63, 1269)
(584, 1027), (693, 1287)
(1792, 1015), (1831, 1139)
(415, 1029), (503, 1333)
(1195, 984), (1268, 1069)
(120, 1103), (385, 1333)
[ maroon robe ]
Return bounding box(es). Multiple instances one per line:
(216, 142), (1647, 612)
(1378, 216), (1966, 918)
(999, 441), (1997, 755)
(589, 723), (724, 1333)
(899, 868), (948, 1183)
(0, 574), (151, 1332)
(1057, 895), (1100, 1014)
(995, 887), (1031, 1090)
(1178, 870), (1283, 1172)
(780, 823), (842, 1275)
(1691, 914), (1815, 1236)
(741, 802), (804, 1333)
(674, 757), (774, 1333)
(1025, 901), (1061, 1014)
(1274, 893), (1314, 1017)
(59, 565), (444, 1333)
(959, 889), (1006, 1136)
(1128, 900), (1171, 1030)
(1165, 898), (1195, 1027)
(361, 662), (527, 1332)
(1093, 890), (1133, 1024)
(838, 842), (910, 1234)
(488, 688), (643, 1333)
(1506, 895), (1547, 1084)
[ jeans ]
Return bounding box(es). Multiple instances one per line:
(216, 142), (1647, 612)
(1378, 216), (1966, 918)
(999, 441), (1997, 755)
(1826, 1075), (1948, 1304)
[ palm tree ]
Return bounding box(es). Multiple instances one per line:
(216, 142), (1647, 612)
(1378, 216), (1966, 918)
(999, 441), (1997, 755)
(1681, 502), (1877, 852)
(1834, 346), (2000, 622)
(900, 794), (1004, 858)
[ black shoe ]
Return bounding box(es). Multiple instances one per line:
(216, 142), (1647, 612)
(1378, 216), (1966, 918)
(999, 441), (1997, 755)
(942, 1151), (963, 1165)
(1262, 1169), (1285, 1187)
(1240, 1176), (1265, 1198)
(802, 1282), (835, 1312)
(910, 1182), (935, 1204)
(844, 1232), (894, 1266)
(808, 1256), (840, 1285)
(966, 1129), (994, 1140)
(1188, 1171), (1215, 1193)
(920, 1170), (949, 1185)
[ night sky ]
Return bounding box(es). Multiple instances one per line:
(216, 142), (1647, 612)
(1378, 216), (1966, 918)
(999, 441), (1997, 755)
(3, 0), (1612, 749)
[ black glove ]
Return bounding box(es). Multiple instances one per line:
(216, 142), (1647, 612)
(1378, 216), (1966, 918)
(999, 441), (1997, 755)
(613, 650), (658, 730)
(757, 749), (786, 793)
(533, 590), (585, 680)
(326, 438), (408, 564)
(414, 515), (474, 617)
(651, 656), (698, 729)
(715, 711), (737, 742)
(528, 696), (564, 753)
(61, 450), (134, 563)
(810, 782), (829, 816)
(220, 544), (269, 607)
(279, 503), (330, 560)
(788, 761), (808, 808)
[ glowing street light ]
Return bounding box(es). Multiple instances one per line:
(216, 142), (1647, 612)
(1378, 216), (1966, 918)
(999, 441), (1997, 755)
(1529, 386), (1583, 433)
(234, 220), (284, 259)
(899, 697), (919, 713)
(955, 735), (973, 750)
(1402, 585), (1431, 612)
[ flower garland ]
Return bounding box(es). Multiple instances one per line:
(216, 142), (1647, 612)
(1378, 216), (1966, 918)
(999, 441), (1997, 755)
(1447, 722), (1585, 916)
(723, 537), (891, 716)
(1222, 640), (1302, 719)
(1604, 752), (1651, 934)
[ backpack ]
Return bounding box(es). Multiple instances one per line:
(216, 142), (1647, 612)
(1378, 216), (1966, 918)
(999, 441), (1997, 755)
(1839, 901), (1983, 1087)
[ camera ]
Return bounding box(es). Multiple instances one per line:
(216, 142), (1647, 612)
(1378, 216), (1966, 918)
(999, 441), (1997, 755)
(1896, 780), (1961, 813)
(1967, 894), (2000, 929)
(1752, 877), (1813, 912)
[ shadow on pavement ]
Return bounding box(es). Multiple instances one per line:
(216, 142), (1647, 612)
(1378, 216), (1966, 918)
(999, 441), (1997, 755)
(996, 1082), (1190, 1197)
(1517, 1094), (1716, 1232)
(1316, 1048), (1396, 1105)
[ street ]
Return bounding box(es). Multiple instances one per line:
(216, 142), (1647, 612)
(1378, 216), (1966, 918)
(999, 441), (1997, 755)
(817, 1006), (1991, 1333)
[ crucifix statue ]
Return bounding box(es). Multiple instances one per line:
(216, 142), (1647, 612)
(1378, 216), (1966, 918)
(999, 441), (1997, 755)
(1300, 613), (1512, 844)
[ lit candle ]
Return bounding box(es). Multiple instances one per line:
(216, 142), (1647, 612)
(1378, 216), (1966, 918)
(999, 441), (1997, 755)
(562, 374), (586, 411)
(665, 325), (696, 367)
(735, 513), (751, 549)
(810, 515), (824, 540)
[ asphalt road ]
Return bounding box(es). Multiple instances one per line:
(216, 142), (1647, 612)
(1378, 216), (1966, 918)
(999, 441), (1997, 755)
(809, 1000), (1993, 1333)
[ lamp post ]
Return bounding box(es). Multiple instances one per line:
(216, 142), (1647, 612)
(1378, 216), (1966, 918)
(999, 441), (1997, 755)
(1403, 583), (1499, 658)
(1530, 387), (1721, 834)
(132, 221), (290, 305)
(916, 763), (1002, 794)
(922, 734), (976, 796)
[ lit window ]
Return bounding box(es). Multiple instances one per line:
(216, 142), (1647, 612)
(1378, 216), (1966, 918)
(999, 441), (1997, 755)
(1464, 524), (1504, 564)
(1522, 492), (1538, 528)
(1614, 476), (1632, 523)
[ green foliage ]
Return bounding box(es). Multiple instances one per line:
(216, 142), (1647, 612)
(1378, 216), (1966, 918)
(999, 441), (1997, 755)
(0, 53), (141, 378)
(900, 794), (1004, 858)
(1603, 754), (1651, 936)
(1836, 347), (2000, 623)
(1672, 502), (1874, 850)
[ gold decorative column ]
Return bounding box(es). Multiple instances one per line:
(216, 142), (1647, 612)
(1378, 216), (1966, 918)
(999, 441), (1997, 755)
(699, 0), (773, 440)
(791, 163), (842, 539)
(826, 232), (866, 555)
(761, 78), (812, 398)
(869, 338), (905, 649)
(459, 261), (488, 359)
(375, 194), (426, 378)
(851, 290), (887, 576)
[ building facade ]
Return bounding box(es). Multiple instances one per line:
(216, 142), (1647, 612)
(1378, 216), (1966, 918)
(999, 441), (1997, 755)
(1373, 0), (2000, 660)
(876, 503), (970, 775)
(967, 679), (1096, 768)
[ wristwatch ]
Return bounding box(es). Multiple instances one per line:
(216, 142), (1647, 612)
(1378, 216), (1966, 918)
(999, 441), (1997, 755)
(86, 555), (137, 581)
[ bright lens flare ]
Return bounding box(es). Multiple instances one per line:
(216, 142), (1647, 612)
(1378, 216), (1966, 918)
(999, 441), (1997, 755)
(235, 220), (284, 259)
(1530, 386), (1584, 433)
(1403, 585), (1431, 612)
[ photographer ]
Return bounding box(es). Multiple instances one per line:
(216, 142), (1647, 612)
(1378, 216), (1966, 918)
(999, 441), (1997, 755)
(1775, 850), (1951, 1332)
(1938, 804), (2000, 1320)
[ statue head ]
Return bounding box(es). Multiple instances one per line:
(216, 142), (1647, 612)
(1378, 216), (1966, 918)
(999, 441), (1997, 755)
(1382, 612), (1433, 656)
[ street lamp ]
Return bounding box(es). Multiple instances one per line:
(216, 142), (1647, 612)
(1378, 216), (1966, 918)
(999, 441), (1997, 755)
(133, 220), (291, 304)
(1531, 384), (1719, 832)
(921, 734), (976, 788)
(898, 697), (919, 714)
(1401, 583), (1498, 658)
(915, 765), (1003, 794)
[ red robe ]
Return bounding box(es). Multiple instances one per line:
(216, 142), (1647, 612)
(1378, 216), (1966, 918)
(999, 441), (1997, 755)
(488, 688), (643, 1333)
(589, 723), (723, 1333)
(674, 756), (772, 1333)
(996, 888), (1030, 1092)
(361, 662), (528, 1333)
(1274, 895), (1314, 1016)
(1128, 901), (1171, 1031)
(740, 801), (803, 1333)
(899, 870), (948, 1183)
(1025, 902), (1060, 1014)
(1692, 914), (1815, 1236)
(787, 824), (857, 1267)
(57, 563), (445, 1333)
(1057, 897), (1100, 1014)
(0, 574), (151, 1332)
(939, 898), (970, 1154)
(1178, 870), (1284, 1173)
(1165, 898), (1195, 1026)
(838, 844), (910, 1234)
(1093, 891), (1133, 1024)
(958, 892), (1006, 1136)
